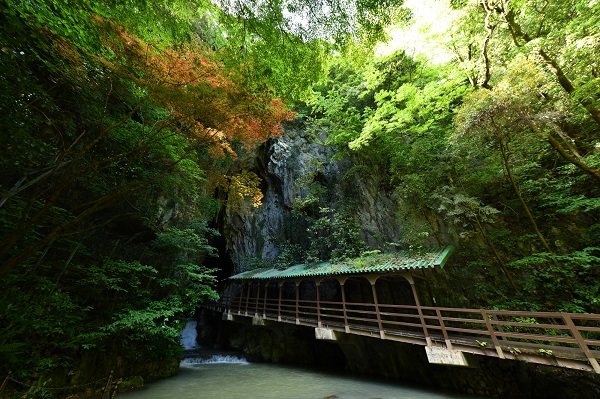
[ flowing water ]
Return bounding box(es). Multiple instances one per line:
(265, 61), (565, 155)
(121, 320), (483, 398)
(179, 319), (199, 350)
(119, 355), (484, 399)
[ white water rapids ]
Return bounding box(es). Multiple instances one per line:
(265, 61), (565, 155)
(179, 319), (199, 350)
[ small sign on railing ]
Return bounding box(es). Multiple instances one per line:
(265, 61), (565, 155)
(425, 346), (470, 367)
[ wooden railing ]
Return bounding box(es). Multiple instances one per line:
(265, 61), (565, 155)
(205, 295), (600, 373)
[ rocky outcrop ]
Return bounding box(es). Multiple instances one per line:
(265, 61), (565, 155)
(218, 318), (346, 369)
(222, 119), (404, 271)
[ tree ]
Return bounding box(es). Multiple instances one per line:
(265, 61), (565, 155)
(210, 0), (409, 101)
(449, 0), (600, 142)
(0, 11), (297, 276)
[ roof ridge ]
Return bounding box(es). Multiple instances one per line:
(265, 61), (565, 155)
(228, 246), (454, 281)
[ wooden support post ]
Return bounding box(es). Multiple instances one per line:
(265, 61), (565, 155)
(295, 280), (301, 325)
(563, 313), (600, 374)
(263, 281), (269, 318)
(238, 283), (244, 315)
(315, 280), (322, 328)
(277, 282), (283, 322)
(222, 284), (229, 314)
(435, 308), (452, 349)
(101, 371), (113, 399)
(366, 275), (384, 339)
(492, 314), (507, 341)
(255, 281), (261, 316)
(481, 310), (505, 359)
(407, 275), (431, 346)
(245, 281), (251, 316)
(338, 277), (350, 333)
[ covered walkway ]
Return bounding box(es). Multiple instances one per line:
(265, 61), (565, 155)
(205, 247), (600, 374)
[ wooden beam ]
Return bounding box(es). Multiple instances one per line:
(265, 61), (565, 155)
(563, 312), (600, 374)
(337, 277), (350, 333)
(370, 281), (385, 339)
(408, 277), (431, 346)
(262, 281), (269, 318)
(277, 282), (283, 322)
(255, 281), (261, 316)
(245, 281), (251, 316)
(295, 280), (300, 325)
(436, 308), (452, 350)
(315, 279), (322, 328)
(481, 309), (505, 359)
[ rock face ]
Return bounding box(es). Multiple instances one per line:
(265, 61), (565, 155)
(222, 119), (403, 271)
(217, 317), (346, 368)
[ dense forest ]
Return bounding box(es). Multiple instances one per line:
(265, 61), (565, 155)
(1, 0), (599, 397)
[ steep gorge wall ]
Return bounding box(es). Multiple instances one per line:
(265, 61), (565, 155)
(221, 119), (405, 272)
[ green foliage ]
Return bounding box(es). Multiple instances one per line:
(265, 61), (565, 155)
(270, 206), (369, 268)
(304, 1), (600, 316)
(305, 208), (368, 263)
(508, 248), (600, 312)
(274, 241), (305, 270)
(0, 2), (240, 390)
(0, 229), (219, 388)
(154, 223), (219, 262)
(2, 0), (600, 392)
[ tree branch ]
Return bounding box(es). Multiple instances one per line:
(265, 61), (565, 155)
(546, 132), (600, 182)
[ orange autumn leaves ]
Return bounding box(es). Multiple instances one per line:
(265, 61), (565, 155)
(93, 17), (296, 158)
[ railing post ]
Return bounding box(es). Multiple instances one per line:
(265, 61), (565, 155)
(315, 279), (322, 328)
(492, 314), (507, 341)
(481, 310), (505, 359)
(563, 312), (600, 373)
(338, 277), (350, 333)
(237, 283), (245, 315)
(227, 293), (232, 313)
(277, 282), (283, 322)
(407, 275), (430, 345)
(366, 275), (384, 339)
(245, 281), (251, 316)
(435, 308), (452, 349)
(295, 280), (301, 325)
(255, 281), (261, 316)
(101, 371), (113, 399)
(263, 281), (269, 319)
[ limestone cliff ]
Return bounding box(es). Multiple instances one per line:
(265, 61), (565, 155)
(221, 119), (404, 272)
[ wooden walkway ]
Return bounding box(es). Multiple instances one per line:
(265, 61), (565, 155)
(206, 295), (600, 374)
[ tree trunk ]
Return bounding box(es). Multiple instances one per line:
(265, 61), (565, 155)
(502, 8), (600, 127)
(474, 215), (519, 292)
(498, 139), (573, 290)
(547, 133), (600, 182)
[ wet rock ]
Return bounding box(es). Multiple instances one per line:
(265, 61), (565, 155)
(118, 375), (144, 392)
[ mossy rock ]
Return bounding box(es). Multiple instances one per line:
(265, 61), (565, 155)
(117, 375), (144, 392)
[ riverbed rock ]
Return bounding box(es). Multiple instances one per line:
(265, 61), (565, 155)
(118, 375), (144, 392)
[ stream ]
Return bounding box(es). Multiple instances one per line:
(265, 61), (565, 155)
(119, 356), (484, 399)
(118, 320), (484, 399)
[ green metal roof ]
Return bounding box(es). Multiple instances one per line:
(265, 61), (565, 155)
(228, 246), (454, 281)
